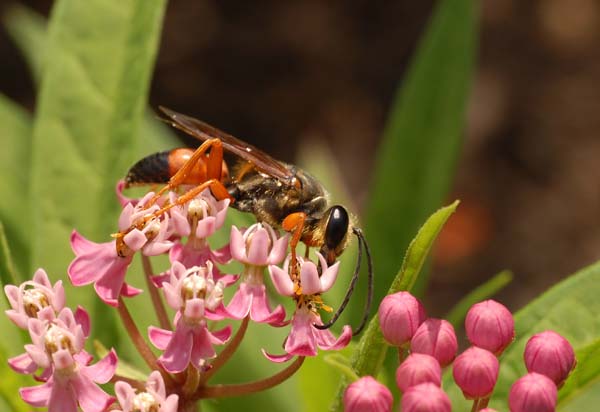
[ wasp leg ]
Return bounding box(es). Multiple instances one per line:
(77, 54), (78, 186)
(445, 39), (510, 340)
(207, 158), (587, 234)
(282, 212), (307, 284)
(147, 138), (224, 206)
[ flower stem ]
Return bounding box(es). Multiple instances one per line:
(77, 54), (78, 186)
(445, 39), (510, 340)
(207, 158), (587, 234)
(141, 254), (171, 330)
(110, 374), (145, 391)
(183, 365), (201, 396)
(193, 356), (305, 399)
(398, 345), (409, 363)
(199, 316), (249, 385)
(116, 297), (174, 386)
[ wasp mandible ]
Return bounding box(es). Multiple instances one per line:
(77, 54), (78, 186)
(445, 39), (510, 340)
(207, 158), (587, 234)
(121, 107), (374, 334)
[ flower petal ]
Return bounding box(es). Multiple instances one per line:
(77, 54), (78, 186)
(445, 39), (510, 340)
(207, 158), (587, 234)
(84, 349), (117, 384)
(20, 380), (53, 407)
(148, 326), (173, 350)
(268, 265), (295, 297)
(299, 260), (321, 295)
(246, 227), (270, 265)
(261, 349), (294, 363)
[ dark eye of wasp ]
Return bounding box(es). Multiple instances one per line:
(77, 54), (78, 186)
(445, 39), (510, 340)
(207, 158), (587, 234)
(324, 205), (349, 250)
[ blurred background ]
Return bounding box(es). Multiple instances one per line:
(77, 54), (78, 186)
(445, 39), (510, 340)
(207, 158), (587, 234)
(1, 0), (600, 318)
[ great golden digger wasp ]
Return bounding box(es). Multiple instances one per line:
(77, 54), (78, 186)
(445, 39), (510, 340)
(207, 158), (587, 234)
(121, 107), (374, 334)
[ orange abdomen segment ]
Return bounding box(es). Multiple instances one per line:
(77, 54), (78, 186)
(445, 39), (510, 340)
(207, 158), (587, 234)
(125, 148), (229, 187)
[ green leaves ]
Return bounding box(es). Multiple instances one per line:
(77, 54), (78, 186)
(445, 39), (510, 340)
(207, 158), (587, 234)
(361, 0), (476, 315)
(330, 201), (458, 411)
(30, 0), (167, 277)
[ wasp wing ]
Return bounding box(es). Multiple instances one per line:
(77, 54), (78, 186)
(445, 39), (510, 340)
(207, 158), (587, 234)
(159, 106), (295, 185)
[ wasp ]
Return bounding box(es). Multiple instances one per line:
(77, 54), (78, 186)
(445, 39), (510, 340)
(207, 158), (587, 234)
(122, 107), (374, 334)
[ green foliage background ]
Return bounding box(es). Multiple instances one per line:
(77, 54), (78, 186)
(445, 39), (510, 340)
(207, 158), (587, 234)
(0, 0), (598, 411)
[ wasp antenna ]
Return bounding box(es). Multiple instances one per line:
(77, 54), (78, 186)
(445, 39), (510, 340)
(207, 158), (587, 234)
(354, 228), (374, 335)
(314, 227), (373, 335)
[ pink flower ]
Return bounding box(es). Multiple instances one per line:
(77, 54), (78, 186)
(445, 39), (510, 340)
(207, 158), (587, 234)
(225, 223), (288, 325)
(169, 189), (229, 240)
(149, 262), (231, 372)
(452, 346), (499, 399)
(378, 291), (426, 347)
(17, 308), (117, 412)
(264, 253), (351, 362)
(114, 371), (178, 412)
(68, 192), (172, 306)
(411, 319), (458, 367)
(465, 299), (514, 354)
(524, 330), (576, 385)
(230, 223), (288, 266)
(402, 383), (452, 412)
(343, 376), (393, 412)
(396, 353), (442, 392)
(509, 373), (557, 412)
(4, 268), (65, 329)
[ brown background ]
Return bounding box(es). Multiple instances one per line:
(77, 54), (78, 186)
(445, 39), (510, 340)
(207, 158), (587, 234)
(1, 0), (599, 316)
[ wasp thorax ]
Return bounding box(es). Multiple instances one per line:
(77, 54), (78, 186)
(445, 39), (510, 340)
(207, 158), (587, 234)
(23, 287), (49, 318)
(132, 392), (159, 412)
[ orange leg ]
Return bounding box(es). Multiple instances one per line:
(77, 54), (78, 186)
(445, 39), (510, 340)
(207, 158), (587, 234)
(282, 212), (306, 282)
(148, 138), (224, 206)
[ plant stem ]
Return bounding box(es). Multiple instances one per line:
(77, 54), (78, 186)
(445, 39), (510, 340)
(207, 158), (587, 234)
(199, 316), (249, 385)
(116, 297), (174, 386)
(183, 365), (201, 396)
(398, 345), (409, 363)
(193, 356), (305, 399)
(141, 254), (171, 330)
(110, 374), (145, 390)
(470, 398), (480, 412)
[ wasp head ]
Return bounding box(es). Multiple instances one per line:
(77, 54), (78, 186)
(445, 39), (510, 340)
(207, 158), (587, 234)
(318, 205), (351, 265)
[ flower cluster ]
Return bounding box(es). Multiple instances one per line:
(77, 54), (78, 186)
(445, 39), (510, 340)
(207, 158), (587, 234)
(343, 293), (576, 412)
(5, 182), (354, 411)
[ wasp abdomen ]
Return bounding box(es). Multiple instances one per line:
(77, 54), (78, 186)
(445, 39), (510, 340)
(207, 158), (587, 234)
(125, 150), (171, 187)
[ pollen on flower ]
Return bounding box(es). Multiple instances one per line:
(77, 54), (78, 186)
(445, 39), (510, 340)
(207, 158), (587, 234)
(44, 325), (75, 355)
(22, 288), (49, 317)
(133, 392), (159, 411)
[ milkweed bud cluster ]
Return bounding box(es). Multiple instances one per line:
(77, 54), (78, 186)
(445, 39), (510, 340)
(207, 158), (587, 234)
(343, 293), (576, 412)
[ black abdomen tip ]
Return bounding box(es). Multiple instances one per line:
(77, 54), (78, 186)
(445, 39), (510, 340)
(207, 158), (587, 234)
(125, 150), (171, 187)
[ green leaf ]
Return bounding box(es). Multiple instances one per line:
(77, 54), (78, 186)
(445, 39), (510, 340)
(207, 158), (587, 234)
(445, 270), (513, 328)
(330, 201), (459, 411)
(443, 260), (600, 411)
(0, 94), (32, 277)
(0, 345), (32, 412)
(359, 0), (477, 323)
(3, 4), (47, 85)
(0, 222), (18, 291)
(27, 0), (166, 356)
(558, 339), (600, 406)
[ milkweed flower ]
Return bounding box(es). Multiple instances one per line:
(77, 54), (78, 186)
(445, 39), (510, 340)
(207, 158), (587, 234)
(411, 318), (458, 367)
(225, 223), (288, 325)
(378, 291), (427, 347)
(343, 376), (393, 412)
(17, 308), (117, 412)
(402, 383), (452, 412)
(396, 353), (442, 392)
(149, 261), (231, 373)
(114, 371), (178, 412)
(4, 268), (65, 329)
(452, 346), (499, 399)
(465, 299), (514, 355)
(264, 253), (351, 362)
(524, 330), (576, 385)
(68, 191), (173, 306)
(508, 372), (557, 412)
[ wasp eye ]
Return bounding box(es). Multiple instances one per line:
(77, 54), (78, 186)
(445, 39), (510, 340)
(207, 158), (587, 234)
(325, 205), (349, 251)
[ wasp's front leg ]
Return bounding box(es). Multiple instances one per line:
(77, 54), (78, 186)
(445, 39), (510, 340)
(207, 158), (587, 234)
(282, 212), (307, 291)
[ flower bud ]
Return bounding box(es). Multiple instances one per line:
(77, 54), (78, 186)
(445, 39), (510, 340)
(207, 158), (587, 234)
(378, 291), (426, 346)
(343, 376), (392, 412)
(411, 319), (458, 367)
(509, 373), (557, 412)
(452, 346), (499, 399)
(396, 353), (442, 392)
(524, 330), (576, 386)
(402, 383), (451, 412)
(479, 409), (498, 412)
(465, 299), (514, 354)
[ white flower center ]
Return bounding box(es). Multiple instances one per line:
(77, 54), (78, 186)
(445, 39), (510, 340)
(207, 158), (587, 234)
(132, 392), (159, 412)
(44, 325), (74, 354)
(22, 288), (49, 317)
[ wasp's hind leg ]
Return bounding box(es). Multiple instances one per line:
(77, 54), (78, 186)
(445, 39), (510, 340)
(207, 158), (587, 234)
(282, 212), (307, 289)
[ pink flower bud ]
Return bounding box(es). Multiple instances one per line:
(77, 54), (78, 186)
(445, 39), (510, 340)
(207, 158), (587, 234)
(411, 319), (458, 367)
(465, 299), (514, 354)
(402, 383), (451, 412)
(378, 291), (426, 346)
(343, 376), (392, 412)
(524, 330), (576, 385)
(396, 353), (442, 392)
(479, 409), (498, 412)
(509, 373), (557, 412)
(452, 346), (499, 399)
